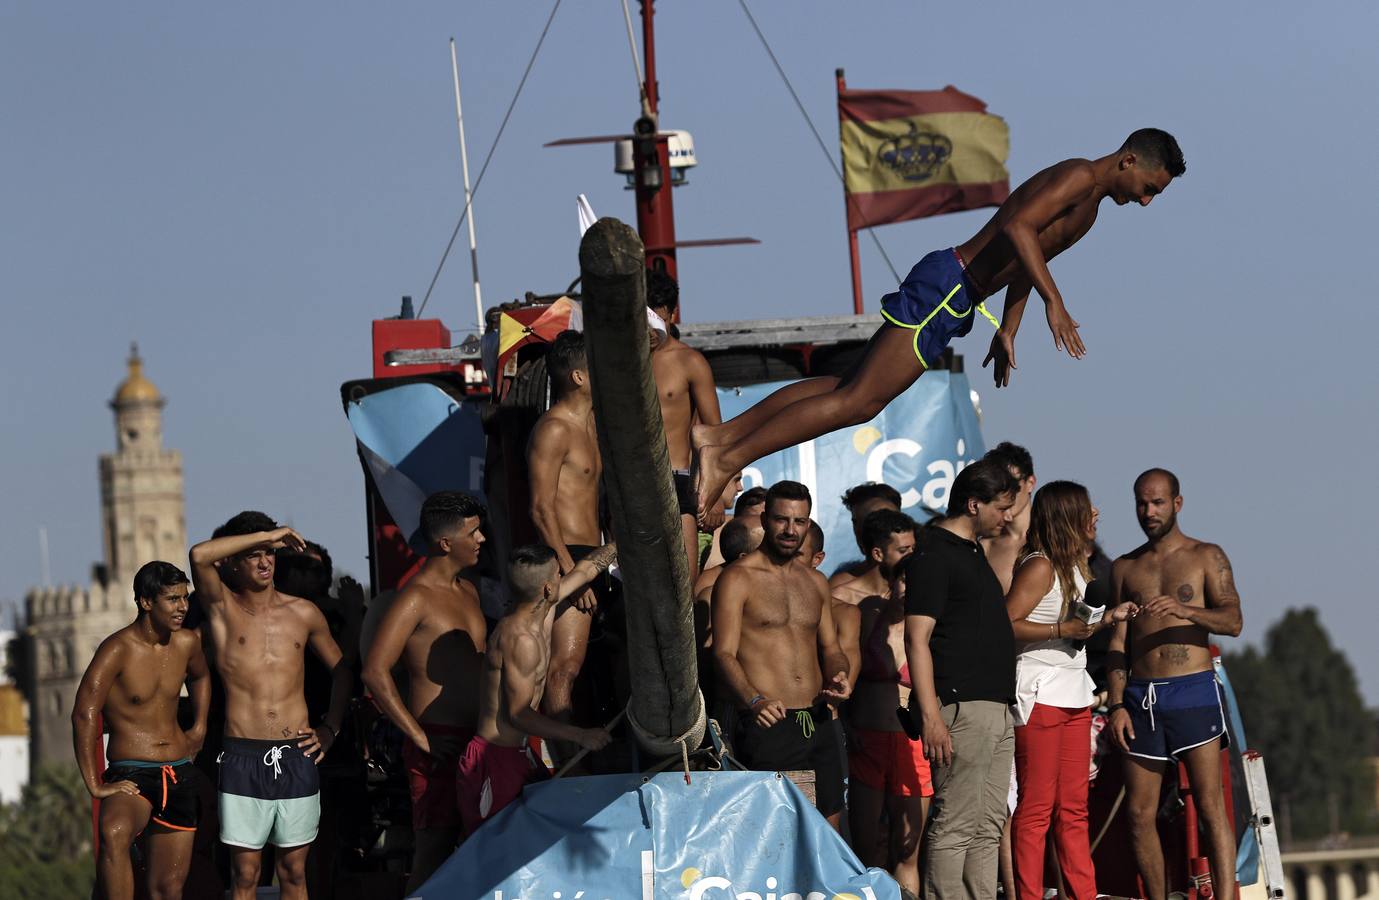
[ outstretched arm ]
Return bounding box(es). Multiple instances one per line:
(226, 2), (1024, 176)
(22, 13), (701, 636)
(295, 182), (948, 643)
(555, 543), (617, 604)
(188, 527), (305, 606)
(71, 638), (135, 799)
(982, 276), (1032, 388)
(1000, 165), (1096, 357)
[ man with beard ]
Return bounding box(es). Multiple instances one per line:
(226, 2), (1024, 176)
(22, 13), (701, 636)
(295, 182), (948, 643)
(830, 482), (904, 592)
(1107, 469), (1243, 900)
(904, 460), (1019, 900)
(713, 480), (852, 828)
(846, 511), (927, 896)
(190, 513), (351, 900)
(73, 561), (211, 900)
(362, 491), (489, 891)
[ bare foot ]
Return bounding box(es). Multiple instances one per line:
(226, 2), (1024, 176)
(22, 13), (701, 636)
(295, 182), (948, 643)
(694, 443), (734, 518)
(691, 421), (719, 452)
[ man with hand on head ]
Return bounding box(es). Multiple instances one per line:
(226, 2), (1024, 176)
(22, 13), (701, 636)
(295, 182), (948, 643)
(189, 513), (351, 900)
(361, 491), (489, 891)
(73, 561), (211, 900)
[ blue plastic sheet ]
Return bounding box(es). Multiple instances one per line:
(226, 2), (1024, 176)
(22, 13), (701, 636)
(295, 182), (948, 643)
(345, 382), (486, 547)
(413, 770), (899, 900)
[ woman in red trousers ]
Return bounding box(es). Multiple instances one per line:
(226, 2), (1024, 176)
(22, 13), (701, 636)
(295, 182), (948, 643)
(1006, 482), (1137, 900)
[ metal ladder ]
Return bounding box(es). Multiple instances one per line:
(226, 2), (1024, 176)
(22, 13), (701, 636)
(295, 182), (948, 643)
(1241, 750), (1287, 898)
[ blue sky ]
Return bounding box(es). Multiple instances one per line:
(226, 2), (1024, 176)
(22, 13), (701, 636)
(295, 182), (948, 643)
(3, 2), (1376, 697)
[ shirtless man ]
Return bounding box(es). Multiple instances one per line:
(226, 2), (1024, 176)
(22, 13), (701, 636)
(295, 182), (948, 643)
(702, 485), (766, 570)
(830, 482), (903, 598)
(694, 129), (1185, 512)
(845, 511), (927, 896)
(360, 491), (488, 890)
(460, 544), (618, 832)
(1108, 469), (1243, 900)
(189, 513), (351, 900)
(73, 561), (210, 900)
(527, 330), (607, 755)
(647, 269), (723, 580)
(979, 442), (1037, 593)
(713, 480), (852, 827)
(694, 516), (764, 605)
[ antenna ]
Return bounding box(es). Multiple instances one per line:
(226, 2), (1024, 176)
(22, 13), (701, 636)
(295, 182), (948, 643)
(39, 526), (51, 587)
(450, 38), (484, 333)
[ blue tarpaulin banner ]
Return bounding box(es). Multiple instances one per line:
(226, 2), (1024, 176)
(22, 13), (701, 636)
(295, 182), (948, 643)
(413, 770), (899, 899)
(345, 382), (486, 549)
(716, 371), (985, 573)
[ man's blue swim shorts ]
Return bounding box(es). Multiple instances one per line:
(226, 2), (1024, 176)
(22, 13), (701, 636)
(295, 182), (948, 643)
(879, 248), (996, 369)
(1123, 669), (1229, 761)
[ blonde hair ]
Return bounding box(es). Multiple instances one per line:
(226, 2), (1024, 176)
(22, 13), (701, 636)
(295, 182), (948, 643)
(1022, 481), (1094, 615)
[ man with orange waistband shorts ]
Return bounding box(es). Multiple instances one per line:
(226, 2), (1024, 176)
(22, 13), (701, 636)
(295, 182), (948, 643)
(844, 510), (927, 896)
(362, 491), (489, 892)
(460, 544), (618, 834)
(73, 560), (211, 900)
(692, 130), (1185, 518)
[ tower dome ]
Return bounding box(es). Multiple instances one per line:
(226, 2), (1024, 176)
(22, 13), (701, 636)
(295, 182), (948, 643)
(113, 343), (162, 406)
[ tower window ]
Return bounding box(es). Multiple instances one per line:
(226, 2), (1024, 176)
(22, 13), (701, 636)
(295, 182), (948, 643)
(125, 429), (139, 443)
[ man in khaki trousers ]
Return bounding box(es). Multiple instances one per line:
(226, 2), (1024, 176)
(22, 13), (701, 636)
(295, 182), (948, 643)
(904, 460), (1020, 900)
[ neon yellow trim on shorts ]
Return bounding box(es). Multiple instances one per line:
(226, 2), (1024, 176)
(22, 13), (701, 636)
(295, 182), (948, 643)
(976, 301), (1001, 329)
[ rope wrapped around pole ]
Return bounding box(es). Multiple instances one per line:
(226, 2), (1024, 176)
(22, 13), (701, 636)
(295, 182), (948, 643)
(578, 217), (707, 758)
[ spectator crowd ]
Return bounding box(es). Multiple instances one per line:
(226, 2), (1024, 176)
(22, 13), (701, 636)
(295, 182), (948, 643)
(72, 274), (1243, 900)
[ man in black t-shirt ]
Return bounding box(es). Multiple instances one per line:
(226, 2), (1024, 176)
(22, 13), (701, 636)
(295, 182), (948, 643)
(904, 460), (1019, 900)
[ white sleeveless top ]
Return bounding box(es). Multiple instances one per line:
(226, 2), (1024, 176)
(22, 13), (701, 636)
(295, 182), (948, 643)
(1012, 553), (1096, 726)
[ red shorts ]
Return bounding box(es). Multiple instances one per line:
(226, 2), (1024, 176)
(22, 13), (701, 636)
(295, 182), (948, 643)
(456, 736), (537, 835)
(848, 727), (934, 798)
(402, 724), (474, 831)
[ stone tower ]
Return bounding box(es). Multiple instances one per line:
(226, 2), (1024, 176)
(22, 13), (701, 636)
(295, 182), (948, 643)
(23, 346), (187, 767)
(99, 343), (187, 584)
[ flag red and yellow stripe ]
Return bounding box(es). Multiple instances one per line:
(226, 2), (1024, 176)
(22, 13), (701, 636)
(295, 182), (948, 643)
(839, 86), (1009, 230)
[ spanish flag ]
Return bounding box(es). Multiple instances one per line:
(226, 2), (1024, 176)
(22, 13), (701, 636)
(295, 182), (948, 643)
(839, 85), (1009, 231)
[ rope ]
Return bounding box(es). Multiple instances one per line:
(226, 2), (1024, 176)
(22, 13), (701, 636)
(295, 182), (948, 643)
(1090, 785), (1126, 852)
(625, 691), (707, 785)
(418, 0), (565, 317)
(735, 0), (901, 285)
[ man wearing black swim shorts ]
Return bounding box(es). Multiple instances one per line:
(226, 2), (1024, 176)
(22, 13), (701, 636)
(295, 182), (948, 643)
(1108, 469), (1244, 900)
(713, 481), (852, 829)
(527, 330), (608, 763)
(73, 561), (211, 900)
(647, 270), (724, 581)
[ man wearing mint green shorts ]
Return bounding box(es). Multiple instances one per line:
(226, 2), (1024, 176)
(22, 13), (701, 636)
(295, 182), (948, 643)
(219, 737), (321, 849)
(190, 513), (351, 900)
